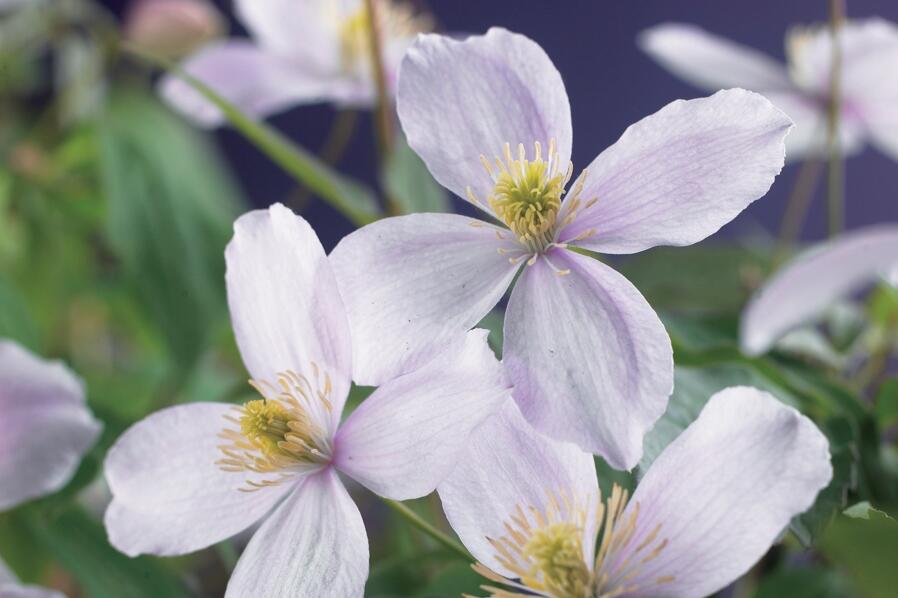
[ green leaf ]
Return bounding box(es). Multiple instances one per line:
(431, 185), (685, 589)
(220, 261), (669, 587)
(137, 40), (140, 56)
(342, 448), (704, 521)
(382, 132), (449, 214)
(842, 501), (898, 524)
(22, 506), (189, 598)
(98, 88), (238, 372)
(0, 272), (39, 348)
(875, 378), (898, 427)
(753, 566), (853, 598)
(123, 44), (381, 226)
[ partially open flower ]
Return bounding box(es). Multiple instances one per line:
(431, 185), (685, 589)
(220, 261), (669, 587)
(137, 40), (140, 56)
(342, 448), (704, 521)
(439, 388), (832, 598)
(124, 0), (225, 61)
(640, 19), (898, 162)
(104, 204), (511, 596)
(161, 0), (431, 127)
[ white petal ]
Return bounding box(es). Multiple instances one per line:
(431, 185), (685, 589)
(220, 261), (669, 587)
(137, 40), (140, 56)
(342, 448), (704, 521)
(160, 40), (340, 127)
(234, 0), (343, 64)
(225, 470), (368, 598)
(609, 387), (831, 597)
(104, 403), (294, 556)
(330, 213), (519, 386)
(504, 250), (673, 470)
(0, 585), (67, 598)
(0, 341), (100, 510)
(397, 28), (572, 212)
(639, 23), (792, 92)
(437, 401), (598, 577)
(558, 89), (791, 254)
(741, 224), (898, 355)
(334, 330), (510, 500)
(226, 204), (352, 430)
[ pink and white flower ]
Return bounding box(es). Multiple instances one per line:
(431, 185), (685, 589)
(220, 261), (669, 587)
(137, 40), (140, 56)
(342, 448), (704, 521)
(640, 19), (898, 161)
(741, 224), (898, 355)
(331, 27), (792, 470)
(0, 340), (100, 598)
(103, 204), (511, 596)
(161, 0), (430, 127)
(438, 387), (832, 598)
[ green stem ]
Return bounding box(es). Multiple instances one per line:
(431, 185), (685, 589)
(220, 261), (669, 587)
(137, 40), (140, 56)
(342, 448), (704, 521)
(384, 499), (471, 561)
(826, 0), (845, 238)
(364, 0), (394, 159)
(774, 157), (824, 266)
(120, 43), (380, 227)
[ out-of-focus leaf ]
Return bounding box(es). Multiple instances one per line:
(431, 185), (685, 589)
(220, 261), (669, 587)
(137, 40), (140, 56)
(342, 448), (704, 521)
(23, 505), (190, 598)
(753, 566), (853, 598)
(124, 44), (381, 226)
(55, 33), (106, 125)
(382, 132), (449, 215)
(476, 309), (504, 355)
(98, 87), (239, 373)
(876, 378), (898, 427)
(618, 244), (768, 314)
(413, 561), (481, 597)
(819, 502), (898, 598)
(0, 272), (38, 348)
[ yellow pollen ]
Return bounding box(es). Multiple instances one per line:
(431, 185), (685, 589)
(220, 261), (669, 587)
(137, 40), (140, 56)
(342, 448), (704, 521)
(471, 484), (675, 598)
(337, 0), (431, 76)
(216, 367), (333, 492)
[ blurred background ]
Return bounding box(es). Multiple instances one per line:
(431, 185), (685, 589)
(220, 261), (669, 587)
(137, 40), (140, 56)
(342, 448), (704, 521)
(101, 0), (898, 250)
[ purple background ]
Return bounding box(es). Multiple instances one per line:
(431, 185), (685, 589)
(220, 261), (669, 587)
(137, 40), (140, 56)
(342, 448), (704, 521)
(107, 0), (898, 250)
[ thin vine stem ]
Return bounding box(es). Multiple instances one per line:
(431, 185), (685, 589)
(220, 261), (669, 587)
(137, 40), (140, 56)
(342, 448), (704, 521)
(364, 0), (394, 158)
(384, 499), (472, 561)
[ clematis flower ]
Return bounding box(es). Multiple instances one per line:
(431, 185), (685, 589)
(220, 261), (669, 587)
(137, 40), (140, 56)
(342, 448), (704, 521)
(330, 27), (792, 469)
(1, 556), (66, 598)
(124, 0), (225, 61)
(741, 224), (898, 356)
(104, 204), (510, 596)
(640, 19), (898, 161)
(0, 339), (101, 512)
(161, 0), (431, 127)
(438, 387), (832, 598)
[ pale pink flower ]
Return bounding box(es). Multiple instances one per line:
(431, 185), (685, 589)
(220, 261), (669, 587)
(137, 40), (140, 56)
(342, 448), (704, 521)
(438, 388), (832, 598)
(104, 204), (510, 596)
(331, 28), (792, 470)
(742, 224), (898, 355)
(640, 19), (898, 161)
(125, 0), (225, 61)
(161, 0), (430, 127)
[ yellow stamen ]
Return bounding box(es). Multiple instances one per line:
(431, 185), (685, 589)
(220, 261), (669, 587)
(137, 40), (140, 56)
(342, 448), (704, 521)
(216, 366), (333, 492)
(471, 484), (675, 598)
(337, 0), (431, 76)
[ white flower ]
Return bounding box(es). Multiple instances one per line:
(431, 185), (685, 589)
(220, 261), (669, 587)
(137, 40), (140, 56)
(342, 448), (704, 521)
(438, 388), (832, 598)
(640, 19), (898, 161)
(103, 204), (511, 596)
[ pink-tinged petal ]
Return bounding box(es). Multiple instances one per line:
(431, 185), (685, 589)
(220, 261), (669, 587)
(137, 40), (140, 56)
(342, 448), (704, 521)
(104, 403), (294, 556)
(334, 330), (510, 500)
(437, 401), (598, 577)
(397, 28), (572, 213)
(504, 250), (673, 470)
(160, 41), (340, 128)
(234, 0), (342, 65)
(608, 387), (831, 597)
(0, 341), (101, 510)
(639, 23), (792, 92)
(226, 204), (352, 430)
(559, 89), (791, 254)
(225, 469), (368, 598)
(330, 213), (519, 386)
(759, 91), (862, 161)
(741, 224), (898, 356)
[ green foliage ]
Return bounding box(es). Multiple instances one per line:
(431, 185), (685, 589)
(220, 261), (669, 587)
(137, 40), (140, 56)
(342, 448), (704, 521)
(382, 132), (450, 215)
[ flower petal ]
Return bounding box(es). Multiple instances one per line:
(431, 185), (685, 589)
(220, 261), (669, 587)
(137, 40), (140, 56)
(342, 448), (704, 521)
(0, 584), (66, 598)
(104, 403), (293, 556)
(0, 341), (101, 510)
(609, 386), (831, 597)
(160, 40), (339, 127)
(504, 250), (673, 470)
(226, 204), (352, 429)
(330, 213), (519, 386)
(234, 0), (341, 64)
(558, 89), (791, 254)
(334, 330), (510, 500)
(639, 23), (792, 92)
(437, 400), (599, 577)
(225, 469), (368, 598)
(397, 28), (572, 213)
(741, 224), (898, 355)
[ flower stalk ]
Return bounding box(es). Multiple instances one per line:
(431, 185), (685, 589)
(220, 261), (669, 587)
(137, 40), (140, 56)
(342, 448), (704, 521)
(364, 0), (394, 158)
(384, 499), (472, 561)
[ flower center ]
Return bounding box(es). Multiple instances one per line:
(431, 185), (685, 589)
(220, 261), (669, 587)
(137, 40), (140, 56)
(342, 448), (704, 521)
(472, 484), (674, 598)
(216, 368), (334, 492)
(337, 0), (431, 76)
